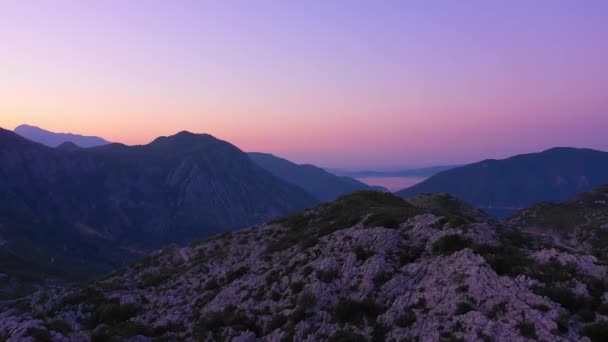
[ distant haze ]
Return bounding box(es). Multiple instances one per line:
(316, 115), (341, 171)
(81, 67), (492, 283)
(356, 177), (427, 192)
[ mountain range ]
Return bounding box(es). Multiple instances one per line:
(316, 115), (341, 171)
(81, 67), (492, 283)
(14, 124), (111, 148)
(397, 147), (608, 217)
(0, 128), (317, 298)
(248, 152), (385, 202)
(2, 189), (608, 341)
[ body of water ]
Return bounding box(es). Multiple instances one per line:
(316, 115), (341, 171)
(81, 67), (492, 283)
(356, 176), (427, 192)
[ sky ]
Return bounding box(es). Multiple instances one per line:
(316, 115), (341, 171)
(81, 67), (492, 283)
(1, 1), (607, 169)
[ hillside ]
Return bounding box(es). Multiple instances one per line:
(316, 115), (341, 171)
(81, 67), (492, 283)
(248, 152), (385, 202)
(14, 124), (110, 148)
(508, 184), (608, 262)
(0, 129), (316, 298)
(397, 147), (608, 216)
(2, 191), (607, 341)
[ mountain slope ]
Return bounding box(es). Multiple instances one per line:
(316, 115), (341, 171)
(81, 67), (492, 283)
(509, 184), (608, 262)
(248, 152), (385, 201)
(14, 124), (110, 147)
(2, 191), (608, 341)
(397, 147), (608, 216)
(0, 129), (317, 297)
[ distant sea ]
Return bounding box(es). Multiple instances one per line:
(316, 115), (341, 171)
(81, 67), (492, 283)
(356, 176), (427, 192)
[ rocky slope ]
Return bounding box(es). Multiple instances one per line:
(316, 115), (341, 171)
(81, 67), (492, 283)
(397, 147), (608, 217)
(0, 129), (316, 298)
(2, 191), (607, 341)
(248, 152), (385, 202)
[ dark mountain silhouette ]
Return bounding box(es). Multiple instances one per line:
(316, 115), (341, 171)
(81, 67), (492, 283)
(14, 124), (110, 147)
(248, 152), (385, 201)
(0, 128), (316, 297)
(397, 147), (608, 216)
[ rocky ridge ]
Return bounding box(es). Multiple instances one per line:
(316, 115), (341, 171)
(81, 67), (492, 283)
(1, 191), (608, 341)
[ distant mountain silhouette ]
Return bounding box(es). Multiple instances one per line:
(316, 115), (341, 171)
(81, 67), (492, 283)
(248, 152), (386, 201)
(0, 128), (316, 296)
(14, 124), (110, 147)
(397, 147), (608, 216)
(326, 165), (458, 178)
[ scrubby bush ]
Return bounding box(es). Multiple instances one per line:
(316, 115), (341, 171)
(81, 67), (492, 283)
(297, 291), (317, 310)
(330, 298), (385, 325)
(396, 308), (416, 328)
(290, 281), (304, 293)
(455, 302), (473, 315)
(329, 330), (366, 342)
(432, 235), (473, 255)
(45, 319), (72, 335)
(86, 302), (139, 327)
(26, 327), (52, 342)
(517, 321), (537, 339)
(316, 270), (338, 283)
(582, 321), (608, 342)
(354, 246), (375, 261)
(193, 305), (260, 339)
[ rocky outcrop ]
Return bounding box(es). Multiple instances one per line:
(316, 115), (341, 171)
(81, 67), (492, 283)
(1, 191), (607, 341)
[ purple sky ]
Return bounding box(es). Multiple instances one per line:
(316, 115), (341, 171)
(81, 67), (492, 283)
(1, 1), (607, 169)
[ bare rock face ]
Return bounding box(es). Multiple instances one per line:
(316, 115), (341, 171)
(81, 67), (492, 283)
(1, 191), (607, 341)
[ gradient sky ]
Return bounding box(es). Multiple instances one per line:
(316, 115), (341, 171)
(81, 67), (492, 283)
(1, 1), (607, 169)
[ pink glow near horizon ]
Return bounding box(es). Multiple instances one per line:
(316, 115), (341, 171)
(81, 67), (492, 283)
(1, 1), (608, 169)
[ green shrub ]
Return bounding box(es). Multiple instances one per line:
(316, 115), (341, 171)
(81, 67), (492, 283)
(225, 267), (248, 283)
(373, 272), (391, 288)
(397, 246), (424, 265)
(354, 246), (375, 261)
(90, 303), (139, 326)
(316, 270), (338, 283)
(532, 285), (578, 312)
(266, 314), (287, 333)
(531, 304), (550, 313)
(396, 308), (416, 328)
(329, 330), (366, 342)
(517, 321), (537, 339)
(290, 281), (304, 294)
(297, 291), (317, 310)
(26, 327), (52, 342)
(582, 321), (608, 342)
(432, 235), (472, 256)
(45, 319), (72, 335)
(139, 268), (172, 288)
(455, 302), (473, 315)
(193, 305), (260, 338)
(330, 298), (385, 325)
(556, 314), (570, 334)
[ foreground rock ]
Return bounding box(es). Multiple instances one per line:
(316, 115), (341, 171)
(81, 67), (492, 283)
(1, 191), (607, 341)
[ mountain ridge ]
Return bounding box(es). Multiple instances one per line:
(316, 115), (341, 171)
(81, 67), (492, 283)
(0, 128), (317, 298)
(14, 124), (111, 148)
(248, 152), (386, 202)
(2, 189), (608, 341)
(397, 147), (608, 217)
